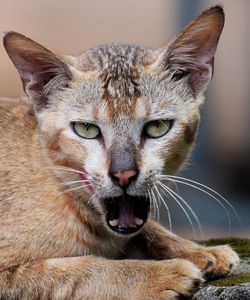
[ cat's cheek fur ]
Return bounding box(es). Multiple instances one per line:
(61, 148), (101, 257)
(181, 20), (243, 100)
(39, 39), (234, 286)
(45, 132), (84, 166)
(161, 121), (198, 174)
(138, 115), (198, 179)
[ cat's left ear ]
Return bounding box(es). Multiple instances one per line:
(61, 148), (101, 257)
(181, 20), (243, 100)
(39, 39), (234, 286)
(3, 32), (74, 107)
(152, 6), (224, 97)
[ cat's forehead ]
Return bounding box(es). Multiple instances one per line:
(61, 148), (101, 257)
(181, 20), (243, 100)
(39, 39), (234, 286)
(79, 44), (149, 71)
(70, 44), (189, 123)
(74, 44), (154, 118)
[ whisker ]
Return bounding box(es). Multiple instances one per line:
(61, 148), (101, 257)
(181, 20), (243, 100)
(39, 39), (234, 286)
(150, 187), (160, 221)
(165, 177), (232, 232)
(49, 167), (85, 174)
(48, 166), (92, 177)
(153, 183), (172, 232)
(147, 190), (152, 218)
(88, 189), (102, 203)
(147, 190), (153, 217)
(159, 174), (243, 231)
(64, 184), (92, 193)
(168, 175), (242, 229)
(158, 182), (202, 239)
(168, 180), (179, 194)
(59, 179), (91, 187)
(148, 189), (156, 219)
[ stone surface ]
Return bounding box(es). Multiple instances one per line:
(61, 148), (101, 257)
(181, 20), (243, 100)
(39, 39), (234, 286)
(192, 238), (250, 300)
(193, 283), (250, 300)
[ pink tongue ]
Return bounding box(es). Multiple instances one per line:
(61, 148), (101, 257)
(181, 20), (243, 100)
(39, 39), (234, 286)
(118, 199), (136, 228)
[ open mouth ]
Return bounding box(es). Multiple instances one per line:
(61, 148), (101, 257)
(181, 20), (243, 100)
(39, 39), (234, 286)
(103, 195), (150, 235)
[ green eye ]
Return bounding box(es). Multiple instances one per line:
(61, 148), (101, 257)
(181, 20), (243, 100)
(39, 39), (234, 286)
(144, 120), (172, 138)
(72, 122), (101, 139)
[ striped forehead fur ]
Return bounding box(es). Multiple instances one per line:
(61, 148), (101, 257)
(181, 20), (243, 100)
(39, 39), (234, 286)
(77, 44), (152, 101)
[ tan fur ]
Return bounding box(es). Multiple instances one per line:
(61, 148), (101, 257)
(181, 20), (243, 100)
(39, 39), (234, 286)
(0, 6), (239, 299)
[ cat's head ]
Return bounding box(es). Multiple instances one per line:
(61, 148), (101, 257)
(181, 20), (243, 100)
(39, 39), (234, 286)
(4, 6), (224, 236)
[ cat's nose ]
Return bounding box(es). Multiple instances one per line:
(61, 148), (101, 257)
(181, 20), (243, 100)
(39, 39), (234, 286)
(109, 146), (138, 187)
(113, 170), (138, 187)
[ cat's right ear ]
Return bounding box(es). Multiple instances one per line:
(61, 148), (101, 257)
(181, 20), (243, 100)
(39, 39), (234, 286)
(3, 32), (72, 106)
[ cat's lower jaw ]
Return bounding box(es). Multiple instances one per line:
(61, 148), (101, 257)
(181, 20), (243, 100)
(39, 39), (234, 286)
(103, 195), (150, 235)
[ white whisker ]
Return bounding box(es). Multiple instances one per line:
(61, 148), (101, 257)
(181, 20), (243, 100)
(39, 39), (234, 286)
(150, 187), (160, 221)
(158, 182), (202, 239)
(166, 177), (232, 232)
(148, 189), (156, 219)
(48, 166), (92, 177)
(147, 190), (153, 217)
(59, 179), (91, 187)
(153, 183), (172, 232)
(160, 174), (243, 231)
(88, 189), (102, 203)
(64, 184), (92, 193)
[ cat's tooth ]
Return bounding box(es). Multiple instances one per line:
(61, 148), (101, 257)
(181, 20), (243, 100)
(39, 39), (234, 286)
(135, 218), (143, 226)
(109, 219), (119, 227)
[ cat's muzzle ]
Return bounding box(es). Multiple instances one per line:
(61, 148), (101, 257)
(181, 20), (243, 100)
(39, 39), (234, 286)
(103, 195), (150, 235)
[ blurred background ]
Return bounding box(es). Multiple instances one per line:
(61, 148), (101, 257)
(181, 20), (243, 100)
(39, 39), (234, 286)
(0, 0), (249, 239)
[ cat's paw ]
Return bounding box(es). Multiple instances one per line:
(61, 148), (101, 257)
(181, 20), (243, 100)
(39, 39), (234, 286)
(206, 245), (240, 277)
(143, 259), (204, 300)
(186, 245), (240, 278)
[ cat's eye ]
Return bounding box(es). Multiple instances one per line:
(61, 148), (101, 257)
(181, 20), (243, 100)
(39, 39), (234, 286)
(144, 120), (172, 138)
(72, 122), (101, 139)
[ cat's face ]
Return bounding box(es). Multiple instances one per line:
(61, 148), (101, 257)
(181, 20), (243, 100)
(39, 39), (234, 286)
(36, 50), (200, 235)
(4, 7), (224, 236)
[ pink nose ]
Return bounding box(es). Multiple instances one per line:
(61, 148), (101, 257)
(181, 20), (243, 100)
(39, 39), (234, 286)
(113, 170), (137, 187)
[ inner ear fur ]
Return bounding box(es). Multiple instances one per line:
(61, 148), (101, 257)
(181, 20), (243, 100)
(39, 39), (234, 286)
(155, 6), (225, 96)
(3, 31), (72, 105)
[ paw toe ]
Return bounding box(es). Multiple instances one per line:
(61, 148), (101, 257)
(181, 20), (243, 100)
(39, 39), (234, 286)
(208, 245), (240, 276)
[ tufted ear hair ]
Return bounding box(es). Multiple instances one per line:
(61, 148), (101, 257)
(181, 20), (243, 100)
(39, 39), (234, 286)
(154, 6), (224, 97)
(3, 32), (73, 107)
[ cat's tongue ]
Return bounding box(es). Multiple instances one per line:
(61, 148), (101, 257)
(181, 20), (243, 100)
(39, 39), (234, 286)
(104, 195), (149, 235)
(116, 197), (138, 228)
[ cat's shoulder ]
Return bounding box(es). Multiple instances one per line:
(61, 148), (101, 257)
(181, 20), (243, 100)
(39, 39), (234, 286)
(0, 96), (33, 121)
(0, 96), (36, 141)
(0, 96), (30, 111)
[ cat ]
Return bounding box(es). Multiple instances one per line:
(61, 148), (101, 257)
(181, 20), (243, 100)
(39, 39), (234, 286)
(0, 6), (239, 300)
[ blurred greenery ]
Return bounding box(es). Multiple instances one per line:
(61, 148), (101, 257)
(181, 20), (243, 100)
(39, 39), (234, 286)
(200, 237), (250, 258)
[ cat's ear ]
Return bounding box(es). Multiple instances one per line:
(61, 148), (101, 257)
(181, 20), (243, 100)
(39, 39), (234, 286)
(153, 6), (224, 96)
(3, 32), (72, 105)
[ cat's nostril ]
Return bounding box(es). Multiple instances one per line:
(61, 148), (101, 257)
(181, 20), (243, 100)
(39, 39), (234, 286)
(112, 170), (138, 187)
(109, 146), (138, 187)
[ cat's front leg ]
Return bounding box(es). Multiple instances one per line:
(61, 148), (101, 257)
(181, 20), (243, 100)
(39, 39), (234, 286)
(0, 256), (203, 300)
(128, 220), (239, 278)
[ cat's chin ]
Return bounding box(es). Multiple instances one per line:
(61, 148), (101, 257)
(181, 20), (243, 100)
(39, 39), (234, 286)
(102, 195), (150, 235)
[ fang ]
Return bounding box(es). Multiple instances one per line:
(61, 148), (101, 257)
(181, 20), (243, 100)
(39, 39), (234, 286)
(135, 217), (143, 226)
(109, 219), (119, 227)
